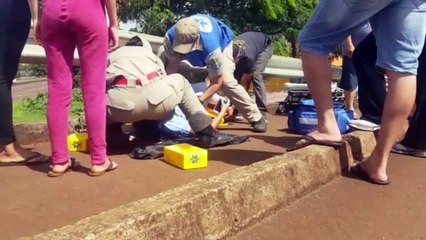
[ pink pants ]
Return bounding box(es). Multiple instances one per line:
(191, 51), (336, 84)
(42, 0), (108, 165)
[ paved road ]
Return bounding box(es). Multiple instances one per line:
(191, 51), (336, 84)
(12, 79), (47, 100)
(230, 153), (426, 240)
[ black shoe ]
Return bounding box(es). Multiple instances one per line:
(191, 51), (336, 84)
(251, 117), (267, 133)
(196, 126), (233, 148)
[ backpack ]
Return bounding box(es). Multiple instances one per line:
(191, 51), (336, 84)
(288, 99), (354, 135)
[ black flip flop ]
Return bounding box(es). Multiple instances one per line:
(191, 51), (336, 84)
(286, 135), (343, 152)
(88, 159), (117, 177)
(0, 152), (49, 167)
(47, 159), (77, 177)
(350, 164), (390, 185)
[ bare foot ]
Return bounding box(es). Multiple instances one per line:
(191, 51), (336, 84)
(307, 128), (342, 142)
(359, 158), (388, 183)
(0, 142), (46, 164)
(50, 159), (73, 173)
(90, 159), (118, 173)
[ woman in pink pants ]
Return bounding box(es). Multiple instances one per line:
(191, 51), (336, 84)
(33, 0), (119, 177)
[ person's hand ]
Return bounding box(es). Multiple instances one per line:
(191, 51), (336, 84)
(346, 48), (354, 58)
(221, 97), (230, 109)
(108, 25), (119, 52)
(198, 95), (204, 104)
(345, 44), (355, 59)
(219, 97), (231, 116)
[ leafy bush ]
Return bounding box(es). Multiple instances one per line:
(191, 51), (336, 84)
(19, 88), (84, 116)
(30, 64), (47, 77)
(20, 93), (47, 113)
(272, 35), (290, 56)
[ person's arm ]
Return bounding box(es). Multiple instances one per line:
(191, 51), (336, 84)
(204, 77), (211, 88)
(210, 97), (230, 129)
(235, 57), (255, 91)
(240, 73), (253, 91)
(163, 36), (181, 74)
(28, 0), (38, 26)
(28, 0), (42, 44)
(343, 36), (355, 58)
(198, 49), (225, 102)
(105, 0), (119, 51)
(199, 75), (223, 102)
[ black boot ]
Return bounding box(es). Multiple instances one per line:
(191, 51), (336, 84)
(196, 125), (233, 148)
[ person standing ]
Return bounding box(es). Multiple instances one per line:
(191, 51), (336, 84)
(350, 33), (426, 157)
(348, 33), (385, 131)
(338, 22), (372, 114)
(233, 31), (273, 121)
(289, 0), (426, 185)
(37, 0), (119, 176)
(0, 0), (49, 166)
(160, 14), (267, 133)
(393, 46), (426, 157)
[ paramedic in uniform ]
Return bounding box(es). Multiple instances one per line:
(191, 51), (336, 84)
(160, 14), (267, 133)
(105, 36), (232, 148)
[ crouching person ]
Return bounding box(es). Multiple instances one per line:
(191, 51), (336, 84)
(106, 36), (233, 148)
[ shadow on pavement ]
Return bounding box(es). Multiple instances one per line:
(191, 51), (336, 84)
(208, 149), (282, 166)
(26, 160), (91, 176)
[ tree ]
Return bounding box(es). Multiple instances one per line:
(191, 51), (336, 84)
(118, 0), (174, 36)
(117, 0), (317, 57)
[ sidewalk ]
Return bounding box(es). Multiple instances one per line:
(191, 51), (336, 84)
(0, 110), (300, 240)
(230, 153), (426, 240)
(6, 81), (377, 240)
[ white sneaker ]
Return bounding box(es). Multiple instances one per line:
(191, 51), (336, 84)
(348, 119), (380, 132)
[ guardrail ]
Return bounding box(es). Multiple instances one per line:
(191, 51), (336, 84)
(21, 30), (305, 79)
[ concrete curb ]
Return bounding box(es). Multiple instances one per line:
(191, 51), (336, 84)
(14, 120), (78, 145)
(21, 131), (375, 240)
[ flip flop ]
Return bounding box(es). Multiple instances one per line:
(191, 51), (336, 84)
(286, 135), (343, 152)
(47, 159), (77, 177)
(350, 164), (390, 185)
(0, 152), (49, 167)
(87, 159), (117, 177)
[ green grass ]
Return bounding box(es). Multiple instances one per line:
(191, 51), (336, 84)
(13, 89), (84, 123)
(13, 102), (47, 123)
(13, 101), (83, 123)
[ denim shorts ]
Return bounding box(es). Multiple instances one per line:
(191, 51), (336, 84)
(299, 0), (426, 75)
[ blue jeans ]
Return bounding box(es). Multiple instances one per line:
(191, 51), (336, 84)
(0, 0), (31, 145)
(299, 0), (426, 75)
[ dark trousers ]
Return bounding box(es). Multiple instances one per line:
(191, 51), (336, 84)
(401, 49), (426, 150)
(0, 0), (31, 145)
(338, 56), (358, 91)
(352, 33), (386, 125)
(252, 43), (273, 117)
(353, 32), (426, 150)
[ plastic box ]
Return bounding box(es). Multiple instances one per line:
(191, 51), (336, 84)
(67, 133), (88, 152)
(163, 144), (208, 170)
